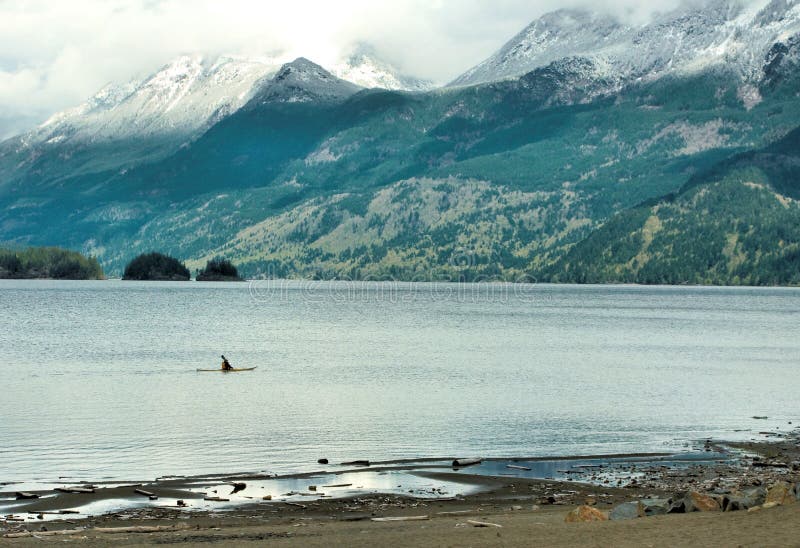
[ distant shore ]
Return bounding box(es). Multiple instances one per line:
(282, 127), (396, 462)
(5, 276), (800, 288)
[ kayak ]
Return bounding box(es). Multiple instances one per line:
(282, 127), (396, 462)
(196, 367), (258, 372)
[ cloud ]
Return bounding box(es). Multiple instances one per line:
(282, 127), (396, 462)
(0, 0), (767, 139)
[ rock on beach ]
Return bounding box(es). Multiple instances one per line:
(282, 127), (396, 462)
(565, 505), (608, 523)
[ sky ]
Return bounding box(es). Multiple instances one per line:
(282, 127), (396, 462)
(0, 0), (743, 139)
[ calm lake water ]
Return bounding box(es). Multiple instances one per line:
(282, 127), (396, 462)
(1, 280), (798, 483)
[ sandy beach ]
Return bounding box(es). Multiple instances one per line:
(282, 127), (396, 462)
(4, 497), (798, 547)
(3, 431), (799, 546)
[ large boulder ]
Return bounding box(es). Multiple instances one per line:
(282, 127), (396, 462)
(609, 501), (644, 521)
(765, 481), (796, 506)
(641, 498), (671, 516)
(669, 491), (720, 513)
(668, 499), (686, 513)
(743, 486), (768, 506)
(565, 505), (608, 523)
(722, 487), (767, 512)
(689, 491), (722, 512)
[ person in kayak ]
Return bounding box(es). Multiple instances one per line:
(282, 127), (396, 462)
(221, 355), (233, 371)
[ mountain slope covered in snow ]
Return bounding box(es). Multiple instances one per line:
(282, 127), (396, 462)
(451, 0), (800, 87)
(0, 46), (428, 190)
(0, 55), (280, 189)
(331, 44), (435, 91)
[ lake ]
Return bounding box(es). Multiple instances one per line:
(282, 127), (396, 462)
(1, 280), (798, 483)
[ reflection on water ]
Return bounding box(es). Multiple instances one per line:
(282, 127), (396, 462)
(192, 469), (483, 505)
(1, 280), (798, 483)
(0, 452), (736, 521)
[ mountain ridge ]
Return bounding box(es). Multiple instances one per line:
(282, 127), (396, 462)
(449, 0), (800, 88)
(3, 1), (800, 285)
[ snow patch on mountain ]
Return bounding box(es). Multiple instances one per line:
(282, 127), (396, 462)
(450, 0), (800, 88)
(11, 55), (280, 155)
(451, 9), (631, 87)
(331, 44), (434, 91)
(0, 45), (437, 182)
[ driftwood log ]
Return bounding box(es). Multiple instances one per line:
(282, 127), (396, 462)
(371, 515), (430, 522)
(4, 529), (84, 538)
(55, 487), (94, 494)
(4, 524), (190, 538)
(467, 519), (503, 528)
(284, 502), (307, 509)
(92, 525), (189, 534)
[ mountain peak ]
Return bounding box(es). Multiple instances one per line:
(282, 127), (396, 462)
(754, 0), (800, 26)
(331, 43), (435, 91)
(274, 57), (335, 80)
(449, 8), (628, 87)
(536, 7), (610, 27)
(255, 57), (362, 104)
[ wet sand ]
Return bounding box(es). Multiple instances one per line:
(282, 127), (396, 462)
(2, 433), (799, 546)
(2, 483), (799, 547)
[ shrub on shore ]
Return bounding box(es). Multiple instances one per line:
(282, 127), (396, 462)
(0, 247), (104, 280)
(123, 252), (190, 281)
(196, 257), (243, 281)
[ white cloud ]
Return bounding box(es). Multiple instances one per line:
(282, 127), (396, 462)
(0, 0), (766, 139)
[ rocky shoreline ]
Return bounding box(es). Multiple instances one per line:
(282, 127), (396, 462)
(2, 430), (799, 545)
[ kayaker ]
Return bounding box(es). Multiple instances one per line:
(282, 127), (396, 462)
(221, 355), (233, 371)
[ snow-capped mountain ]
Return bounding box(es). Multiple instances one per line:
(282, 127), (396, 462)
(11, 55), (280, 153)
(331, 44), (435, 91)
(251, 57), (363, 104)
(450, 0), (800, 88)
(450, 9), (630, 87)
(1, 45), (429, 162)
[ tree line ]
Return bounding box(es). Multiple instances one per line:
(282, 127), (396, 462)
(0, 247), (104, 279)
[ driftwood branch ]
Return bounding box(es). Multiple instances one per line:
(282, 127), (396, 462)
(467, 519), (503, 528)
(4, 524), (190, 538)
(93, 524), (190, 534)
(55, 487), (94, 494)
(4, 529), (84, 538)
(341, 460), (370, 466)
(284, 502), (307, 509)
(371, 515), (430, 522)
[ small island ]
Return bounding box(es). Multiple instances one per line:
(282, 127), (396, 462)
(0, 246), (104, 280)
(123, 252), (190, 281)
(196, 257), (244, 281)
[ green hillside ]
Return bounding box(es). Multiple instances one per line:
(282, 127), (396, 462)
(75, 71), (800, 276)
(3, 57), (800, 283)
(182, 177), (590, 281)
(545, 128), (800, 285)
